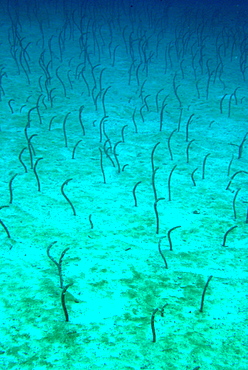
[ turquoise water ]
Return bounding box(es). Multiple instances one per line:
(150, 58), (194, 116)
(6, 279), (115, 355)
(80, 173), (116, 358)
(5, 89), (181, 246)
(0, 0), (247, 369)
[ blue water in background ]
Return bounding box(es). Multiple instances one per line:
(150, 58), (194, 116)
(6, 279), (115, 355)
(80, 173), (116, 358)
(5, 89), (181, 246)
(0, 0), (247, 369)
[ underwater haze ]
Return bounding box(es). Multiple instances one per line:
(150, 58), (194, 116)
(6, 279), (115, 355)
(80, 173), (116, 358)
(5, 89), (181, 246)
(0, 0), (247, 369)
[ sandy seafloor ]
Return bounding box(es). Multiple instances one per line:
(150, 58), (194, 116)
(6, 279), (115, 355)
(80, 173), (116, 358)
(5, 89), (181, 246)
(0, 0), (247, 369)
